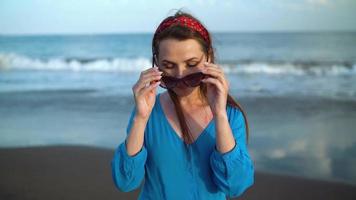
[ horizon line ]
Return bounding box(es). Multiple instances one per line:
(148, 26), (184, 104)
(1, 29), (356, 37)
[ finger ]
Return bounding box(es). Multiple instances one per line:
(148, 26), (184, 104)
(203, 63), (224, 74)
(202, 64), (228, 87)
(201, 77), (224, 91)
(133, 73), (161, 93)
(136, 74), (162, 91)
(139, 81), (161, 96)
(141, 67), (155, 75)
(140, 66), (161, 77)
(204, 62), (223, 70)
(203, 66), (225, 79)
(202, 67), (223, 78)
(202, 68), (227, 87)
(140, 71), (163, 84)
(141, 68), (162, 79)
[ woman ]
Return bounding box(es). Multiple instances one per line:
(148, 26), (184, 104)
(111, 10), (254, 200)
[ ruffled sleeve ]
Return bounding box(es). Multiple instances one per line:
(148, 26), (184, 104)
(209, 106), (254, 198)
(111, 106), (147, 192)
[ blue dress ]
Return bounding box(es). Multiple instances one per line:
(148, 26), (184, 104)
(111, 92), (254, 200)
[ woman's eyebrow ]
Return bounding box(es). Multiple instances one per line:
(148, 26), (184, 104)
(162, 55), (204, 64)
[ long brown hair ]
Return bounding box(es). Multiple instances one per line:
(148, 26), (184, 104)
(151, 10), (250, 146)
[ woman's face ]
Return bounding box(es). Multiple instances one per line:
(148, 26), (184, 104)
(156, 38), (209, 96)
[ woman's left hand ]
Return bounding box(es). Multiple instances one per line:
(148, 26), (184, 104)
(201, 62), (229, 116)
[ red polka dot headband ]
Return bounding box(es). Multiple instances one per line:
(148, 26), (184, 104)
(153, 15), (210, 44)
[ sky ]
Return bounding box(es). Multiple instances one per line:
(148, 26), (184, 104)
(0, 0), (355, 35)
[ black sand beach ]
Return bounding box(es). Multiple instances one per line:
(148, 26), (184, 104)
(1, 89), (356, 199)
(0, 145), (355, 200)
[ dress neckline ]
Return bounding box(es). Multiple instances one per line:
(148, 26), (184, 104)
(156, 92), (214, 145)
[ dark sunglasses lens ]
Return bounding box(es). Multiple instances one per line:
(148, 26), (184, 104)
(161, 76), (178, 89)
(184, 72), (204, 87)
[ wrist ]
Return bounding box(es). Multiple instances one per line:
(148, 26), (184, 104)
(214, 110), (228, 120)
(134, 114), (149, 124)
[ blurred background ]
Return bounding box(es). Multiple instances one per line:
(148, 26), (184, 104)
(1, 0), (356, 193)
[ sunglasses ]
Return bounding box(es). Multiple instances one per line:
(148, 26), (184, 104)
(158, 71), (212, 89)
(152, 55), (211, 89)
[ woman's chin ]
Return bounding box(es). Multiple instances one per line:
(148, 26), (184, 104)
(172, 86), (199, 97)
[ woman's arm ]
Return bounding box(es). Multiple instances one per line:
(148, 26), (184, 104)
(111, 67), (161, 192)
(210, 108), (254, 198)
(111, 107), (148, 192)
(125, 113), (149, 156)
(215, 111), (236, 154)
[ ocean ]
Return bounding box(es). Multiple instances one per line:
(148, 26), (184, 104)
(1, 32), (356, 185)
(1, 33), (356, 98)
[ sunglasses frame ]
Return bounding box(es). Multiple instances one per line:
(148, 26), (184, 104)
(152, 55), (211, 89)
(159, 71), (209, 89)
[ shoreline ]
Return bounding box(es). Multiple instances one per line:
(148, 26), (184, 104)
(1, 145), (355, 200)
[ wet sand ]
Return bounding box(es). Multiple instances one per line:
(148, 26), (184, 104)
(0, 145), (355, 200)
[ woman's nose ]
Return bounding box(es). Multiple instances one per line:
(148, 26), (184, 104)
(173, 70), (185, 78)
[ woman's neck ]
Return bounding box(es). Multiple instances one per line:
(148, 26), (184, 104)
(176, 87), (207, 108)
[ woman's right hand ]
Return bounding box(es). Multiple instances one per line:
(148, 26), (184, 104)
(132, 66), (163, 119)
